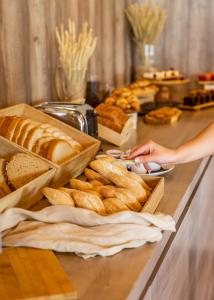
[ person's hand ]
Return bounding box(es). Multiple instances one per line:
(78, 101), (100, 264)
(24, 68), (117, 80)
(127, 140), (178, 166)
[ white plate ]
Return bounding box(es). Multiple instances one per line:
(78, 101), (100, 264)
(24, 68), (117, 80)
(138, 165), (175, 177)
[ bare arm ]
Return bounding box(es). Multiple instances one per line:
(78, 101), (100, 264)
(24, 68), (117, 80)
(128, 122), (214, 165)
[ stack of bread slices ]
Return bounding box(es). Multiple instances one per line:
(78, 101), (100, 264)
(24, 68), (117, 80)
(0, 116), (83, 164)
(0, 153), (49, 198)
(42, 157), (152, 215)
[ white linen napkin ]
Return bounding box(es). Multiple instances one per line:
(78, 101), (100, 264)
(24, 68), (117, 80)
(1, 206), (175, 259)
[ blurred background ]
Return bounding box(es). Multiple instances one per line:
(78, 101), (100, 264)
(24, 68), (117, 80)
(0, 0), (213, 106)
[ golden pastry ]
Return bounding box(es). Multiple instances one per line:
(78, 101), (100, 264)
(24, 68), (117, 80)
(69, 178), (93, 190)
(89, 180), (104, 187)
(105, 96), (116, 105)
(84, 168), (110, 184)
(72, 190), (106, 214)
(42, 187), (75, 206)
(109, 173), (147, 204)
(59, 187), (76, 197)
(114, 190), (142, 212)
(100, 185), (116, 198)
(103, 198), (129, 214)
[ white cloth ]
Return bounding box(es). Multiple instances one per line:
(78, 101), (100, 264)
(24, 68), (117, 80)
(1, 206), (175, 259)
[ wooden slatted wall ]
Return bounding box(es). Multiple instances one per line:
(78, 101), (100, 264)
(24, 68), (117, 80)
(0, 0), (214, 106)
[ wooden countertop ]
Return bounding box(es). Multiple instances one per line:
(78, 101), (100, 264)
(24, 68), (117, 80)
(57, 108), (214, 300)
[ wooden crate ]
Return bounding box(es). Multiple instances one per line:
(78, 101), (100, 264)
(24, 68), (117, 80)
(98, 117), (133, 146)
(0, 248), (76, 300)
(0, 104), (101, 187)
(32, 176), (164, 215)
(141, 176), (164, 213)
(0, 136), (55, 213)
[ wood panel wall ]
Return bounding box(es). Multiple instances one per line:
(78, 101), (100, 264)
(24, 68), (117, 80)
(0, 0), (213, 106)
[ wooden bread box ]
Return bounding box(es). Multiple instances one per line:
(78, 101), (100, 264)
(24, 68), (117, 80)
(0, 104), (101, 187)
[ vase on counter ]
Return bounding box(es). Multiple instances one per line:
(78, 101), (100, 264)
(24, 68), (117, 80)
(55, 66), (87, 104)
(135, 43), (156, 79)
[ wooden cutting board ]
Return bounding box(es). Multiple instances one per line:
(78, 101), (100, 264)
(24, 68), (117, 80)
(0, 248), (77, 300)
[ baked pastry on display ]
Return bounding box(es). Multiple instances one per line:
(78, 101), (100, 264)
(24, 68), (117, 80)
(42, 158), (152, 215)
(143, 69), (181, 81)
(144, 107), (182, 124)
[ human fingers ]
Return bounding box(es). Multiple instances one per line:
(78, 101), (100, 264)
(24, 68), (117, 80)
(134, 154), (155, 164)
(128, 141), (153, 159)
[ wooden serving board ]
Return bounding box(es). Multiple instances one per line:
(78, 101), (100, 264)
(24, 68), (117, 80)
(0, 248), (77, 300)
(150, 78), (190, 86)
(178, 101), (214, 111)
(141, 176), (164, 213)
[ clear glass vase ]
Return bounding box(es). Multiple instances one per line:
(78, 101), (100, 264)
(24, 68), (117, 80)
(55, 66), (87, 103)
(136, 43), (155, 78)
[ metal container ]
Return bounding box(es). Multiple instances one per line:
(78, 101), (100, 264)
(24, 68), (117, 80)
(34, 102), (98, 138)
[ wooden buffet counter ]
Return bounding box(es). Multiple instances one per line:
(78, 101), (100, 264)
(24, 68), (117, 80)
(57, 108), (214, 300)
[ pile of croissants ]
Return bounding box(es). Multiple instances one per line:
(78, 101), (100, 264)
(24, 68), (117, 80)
(42, 157), (152, 215)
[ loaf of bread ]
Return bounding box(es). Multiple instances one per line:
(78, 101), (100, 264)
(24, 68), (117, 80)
(72, 190), (106, 214)
(103, 198), (129, 214)
(109, 173), (147, 204)
(69, 179), (93, 191)
(89, 180), (104, 187)
(96, 103), (128, 133)
(0, 115), (83, 164)
(84, 168), (110, 184)
(42, 187), (75, 206)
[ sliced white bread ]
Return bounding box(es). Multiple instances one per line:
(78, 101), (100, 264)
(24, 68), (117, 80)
(0, 116), (6, 130)
(0, 116), (15, 137)
(38, 139), (54, 158)
(5, 116), (22, 141)
(23, 126), (44, 151)
(6, 153), (49, 189)
(12, 118), (29, 143)
(47, 139), (78, 164)
(32, 135), (55, 154)
(17, 121), (37, 146)
(0, 158), (11, 195)
(41, 124), (82, 152)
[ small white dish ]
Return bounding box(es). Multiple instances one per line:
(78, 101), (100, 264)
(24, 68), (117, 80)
(147, 162), (161, 172)
(131, 164), (147, 174)
(105, 149), (123, 158)
(139, 165), (175, 177)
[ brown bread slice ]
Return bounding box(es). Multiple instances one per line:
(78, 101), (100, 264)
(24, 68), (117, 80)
(6, 153), (49, 189)
(0, 158), (11, 195)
